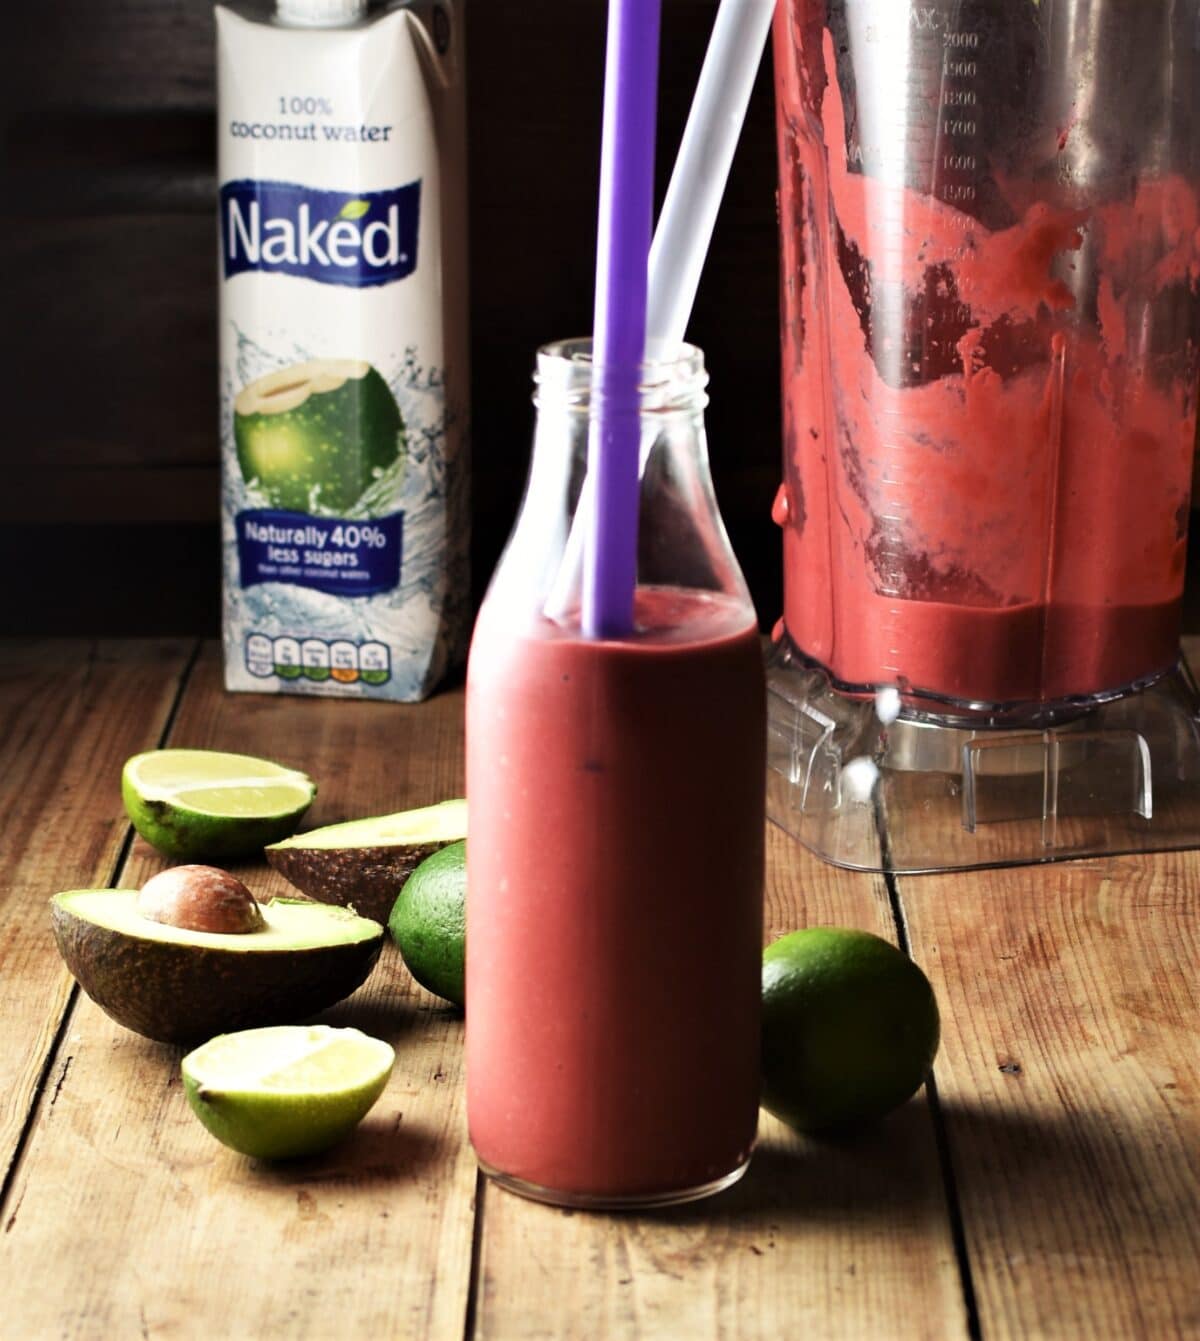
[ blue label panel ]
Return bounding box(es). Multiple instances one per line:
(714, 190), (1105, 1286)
(237, 509), (403, 597)
(221, 178), (421, 288)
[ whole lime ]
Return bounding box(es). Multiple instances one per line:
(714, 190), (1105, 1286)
(761, 927), (940, 1133)
(388, 840), (465, 1007)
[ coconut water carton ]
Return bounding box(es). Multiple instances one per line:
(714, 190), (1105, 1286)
(216, 0), (468, 701)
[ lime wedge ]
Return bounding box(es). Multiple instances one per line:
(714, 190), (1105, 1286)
(182, 1024), (394, 1159)
(122, 749), (316, 860)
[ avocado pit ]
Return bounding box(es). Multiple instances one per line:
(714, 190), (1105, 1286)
(137, 865), (265, 935)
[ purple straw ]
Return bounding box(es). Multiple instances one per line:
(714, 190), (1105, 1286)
(583, 0), (663, 639)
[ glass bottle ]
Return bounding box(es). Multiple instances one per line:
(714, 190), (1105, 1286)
(465, 339), (765, 1208)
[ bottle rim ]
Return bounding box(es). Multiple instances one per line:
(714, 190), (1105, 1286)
(533, 337), (709, 413)
(275, 0), (367, 27)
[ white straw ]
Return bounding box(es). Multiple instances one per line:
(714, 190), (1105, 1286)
(543, 0), (775, 620)
(646, 0), (776, 345)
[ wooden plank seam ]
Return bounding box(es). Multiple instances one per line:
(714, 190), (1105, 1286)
(0, 638), (202, 1220)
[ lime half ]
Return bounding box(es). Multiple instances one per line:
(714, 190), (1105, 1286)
(182, 1024), (394, 1159)
(122, 749), (316, 860)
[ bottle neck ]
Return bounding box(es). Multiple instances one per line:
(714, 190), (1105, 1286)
(479, 339), (752, 634)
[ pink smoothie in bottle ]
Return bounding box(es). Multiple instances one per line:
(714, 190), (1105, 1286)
(466, 585), (764, 1204)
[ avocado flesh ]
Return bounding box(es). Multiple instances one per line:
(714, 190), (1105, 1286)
(51, 891), (384, 1045)
(266, 799), (467, 922)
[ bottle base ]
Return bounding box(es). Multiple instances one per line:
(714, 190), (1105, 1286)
(477, 1151), (752, 1211)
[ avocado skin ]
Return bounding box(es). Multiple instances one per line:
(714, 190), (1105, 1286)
(265, 843), (449, 923)
(50, 902), (383, 1045)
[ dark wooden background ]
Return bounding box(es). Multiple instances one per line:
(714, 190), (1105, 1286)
(1, 0), (783, 637)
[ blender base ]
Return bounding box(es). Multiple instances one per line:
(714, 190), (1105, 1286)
(766, 639), (1200, 873)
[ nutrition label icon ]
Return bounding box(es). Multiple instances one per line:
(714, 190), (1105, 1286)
(244, 633), (391, 686)
(246, 634), (274, 678)
(273, 636), (302, 679)
(359, 641), (390, 685)
(301, 639), (331, 682)
(330, 640), (359, 684)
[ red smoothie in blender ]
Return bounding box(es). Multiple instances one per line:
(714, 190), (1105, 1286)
(773, 5), (1200, 709)
(465, 586), (764, 1203)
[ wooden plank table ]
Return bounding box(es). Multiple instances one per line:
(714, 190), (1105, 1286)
(1, 639), (1196, 1340)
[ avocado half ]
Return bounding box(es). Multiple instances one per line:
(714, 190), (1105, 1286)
(50, 890), (384, 1044)
(266, 798), (467, 923)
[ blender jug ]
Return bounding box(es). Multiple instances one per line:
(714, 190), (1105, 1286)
(768, 0), (1200, 871)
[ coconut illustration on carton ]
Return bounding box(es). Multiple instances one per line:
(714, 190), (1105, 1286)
(234, 359), (404, 514)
